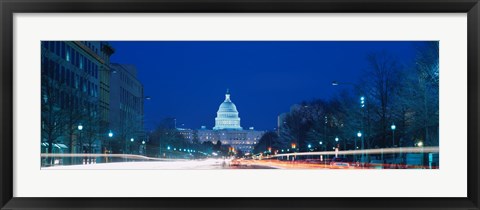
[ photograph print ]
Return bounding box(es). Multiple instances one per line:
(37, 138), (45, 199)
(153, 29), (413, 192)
(40, 41), (439, 170)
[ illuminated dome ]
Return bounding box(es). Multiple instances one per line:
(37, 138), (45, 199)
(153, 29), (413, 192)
(213, 89), (242, 130)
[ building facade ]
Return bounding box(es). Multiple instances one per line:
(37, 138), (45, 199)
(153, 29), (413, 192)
(178, 90), (264, 153)
(41, 41), (114, 155)
(213, 89), (242, 130)
(109, 63), (145, 153)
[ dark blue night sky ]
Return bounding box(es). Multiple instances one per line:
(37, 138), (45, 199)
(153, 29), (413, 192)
(109, 41), (418, 131)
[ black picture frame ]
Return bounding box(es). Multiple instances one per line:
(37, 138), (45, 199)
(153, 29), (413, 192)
(1, 0), (479, 209)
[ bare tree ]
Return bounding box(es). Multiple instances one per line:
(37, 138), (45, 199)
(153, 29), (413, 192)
(363, 51), (403, 148)
(41, 53), (67, 165)
(415, 42), (439, 146)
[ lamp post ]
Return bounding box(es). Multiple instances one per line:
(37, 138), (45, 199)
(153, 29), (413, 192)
(391, 124), (396, 147)
(335, 136), (339, 149)
(332, 81), (367, 162)
(107, 131), (113, 152)
(361, 96), (366, 156)
(417, 141), (424, 168)
(77, 124), (83, 164)
(391, 124), (396, 165)
(357, 131), (362, 162)
(105, 130), (113, 163)
(319, 141), (325, 165)
(130, 138), (134, 154)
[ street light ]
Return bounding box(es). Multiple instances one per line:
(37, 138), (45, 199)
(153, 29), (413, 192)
(129, 138), (134, 154)
(141, 140), (146, 155)
(391, 124), (396, 147)
(77, 124), (84, 164)
(359, 96), (366, 165)
(357, 131), (362, 162)
(105, 130), (114, 160)
(417, 141), (424, 167)
(335, 136), (346, 155)
(391, 123), (397, 164)
(332, 81), (367, 159)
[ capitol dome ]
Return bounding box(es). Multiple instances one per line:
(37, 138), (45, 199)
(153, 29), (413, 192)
(213, 89), (242, 130)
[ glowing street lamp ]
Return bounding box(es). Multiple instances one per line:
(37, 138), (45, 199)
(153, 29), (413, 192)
(77, 124), (83, 159)
(108, 130), (113, 138)
(356, 131), (362, 162)
(391, 123), (396, 147)
(417, 141), (424, 167)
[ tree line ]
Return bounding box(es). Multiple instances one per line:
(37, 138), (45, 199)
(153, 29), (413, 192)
(254, 42), (439, 154)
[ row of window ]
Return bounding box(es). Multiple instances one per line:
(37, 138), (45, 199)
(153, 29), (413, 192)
(120, 87), (142, 114)
(43, 89), (97, 117)
(119, 71), (141, 92)
(42, 41), (99, 79)
(219, 113), (238, 117)
(42, 57), (98, 98)
(230, 141), (257, 145)
(235, 146), (253, 149)
(81, 41), (100, 55)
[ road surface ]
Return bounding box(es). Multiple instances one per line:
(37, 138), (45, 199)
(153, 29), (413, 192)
(41, 158), (275, 170)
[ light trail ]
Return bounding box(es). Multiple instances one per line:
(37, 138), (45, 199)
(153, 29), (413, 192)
(264, 146), (438, 159)
(42, 158), (232, 170)
(40, 153), (178, 161)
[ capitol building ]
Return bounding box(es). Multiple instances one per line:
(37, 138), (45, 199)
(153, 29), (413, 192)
(177, 89), (264, 153)
(213, 89), (242, 130)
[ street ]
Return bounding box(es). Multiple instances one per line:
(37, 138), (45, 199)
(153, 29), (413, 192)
(41, 158), (263, 170)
